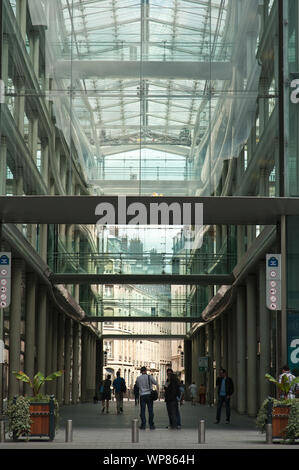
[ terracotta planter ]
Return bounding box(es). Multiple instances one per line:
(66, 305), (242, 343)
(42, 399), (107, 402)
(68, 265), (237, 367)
(272, 405), (290, 438)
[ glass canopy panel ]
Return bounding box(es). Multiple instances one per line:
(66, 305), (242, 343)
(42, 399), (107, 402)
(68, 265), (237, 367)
(20, 0), (278, 199)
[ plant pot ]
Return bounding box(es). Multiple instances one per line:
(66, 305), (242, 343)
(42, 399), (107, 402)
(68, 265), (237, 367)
(28, 396), (56, 440)
(272, 405), (290, 438)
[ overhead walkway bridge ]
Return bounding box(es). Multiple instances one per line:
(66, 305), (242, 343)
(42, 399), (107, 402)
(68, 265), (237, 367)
(0, 195), (297, 324)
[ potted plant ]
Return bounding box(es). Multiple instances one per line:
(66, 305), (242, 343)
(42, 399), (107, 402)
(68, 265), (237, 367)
(6, 370), (63, 441)
(256, 373), (299, 441)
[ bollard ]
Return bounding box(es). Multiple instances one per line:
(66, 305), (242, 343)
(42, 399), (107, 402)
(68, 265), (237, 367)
(198, 419), (205, 444)
(266, 423), (272, 444)
(65, 420), (73, 442)
(0, 420), (5, 442)
(131, 418), (139, 443)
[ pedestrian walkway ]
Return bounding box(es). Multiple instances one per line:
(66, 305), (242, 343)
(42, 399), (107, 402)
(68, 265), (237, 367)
(0, 400), (298, 449)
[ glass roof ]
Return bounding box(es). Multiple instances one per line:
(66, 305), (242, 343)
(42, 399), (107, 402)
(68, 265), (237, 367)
(29, 0), (262, 196)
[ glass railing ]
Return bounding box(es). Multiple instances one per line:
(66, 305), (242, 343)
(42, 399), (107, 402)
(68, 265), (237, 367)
(48, 250), (236, 276)
(79, 298), (206, 319)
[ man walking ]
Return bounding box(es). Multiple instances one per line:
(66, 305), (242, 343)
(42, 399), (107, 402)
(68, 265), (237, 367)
(215, 368), (234, 424)
(135, 366), (158, 430)
(164, 368), (181, 429)
(278, 365), (297, 399)
(113, 370), (126, 414)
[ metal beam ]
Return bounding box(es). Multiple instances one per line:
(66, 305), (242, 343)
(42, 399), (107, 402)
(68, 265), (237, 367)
(101, 334), (186, 339)
(52, 60), (232, 80)
(0, 196), (299, 225)
(83, 316), (202, 323)
(51, 274), (234, 285)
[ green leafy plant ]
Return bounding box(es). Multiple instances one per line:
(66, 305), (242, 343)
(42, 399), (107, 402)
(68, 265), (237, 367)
(256, 398), (299, 442)
(12, 370), (64, 396)
(285, 399), (299, 442)
(265, 373), (299, 400)
(6, 396), (32, 440)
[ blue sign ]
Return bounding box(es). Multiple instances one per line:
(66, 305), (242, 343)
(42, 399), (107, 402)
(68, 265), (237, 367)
(268, 256), (279, 267)
(0, 256), (9, 265)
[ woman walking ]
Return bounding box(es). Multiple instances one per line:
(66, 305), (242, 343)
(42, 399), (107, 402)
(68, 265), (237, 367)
(101, 374), (112, 413)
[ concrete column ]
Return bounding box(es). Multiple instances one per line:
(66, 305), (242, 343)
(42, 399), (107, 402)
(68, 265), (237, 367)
(0, 137), (7, 195)
(56, 314), (65, 403)
(46, 306), (53, 394)
(14, 77), (25, 136)
(8, 259), (25, 398)
(87, 334), (93, 400)
(29, 116), (38, 163)
(95, 338), (103, 400)
(24, 272), (36, 395)
(30, 29), (40, 77)
(72, 322), (80, 404)
(214, 318), (221, 373)
(66, 225), (73, 253)
(191, 331), (200, 389)
(16, 0), (27, 42)
(41, 139), (49, 187)
(74, 231), (80, 302)
(237, 226), (245, 262)
(81, 327), (88, 402)
(40, 224), (48, 262)
(236, 286), (246, 414)
(37, 285), (47, 374)
(64, 318), (72, 405)
(227, 310), (233, 375)
(229, 306), (237, 409)
(183, 339), (192, 387)
(207, 322), (214, 405)
(246, 274), (257, 416)
(221, 314), (228, 368)
(258, 261), (271, 404)
(15, 166), (24, 196)
(1, 34), (9, 85)
(198, 327), (206, 388)
(51, 311), (58, 396)
(91, 336), (96, 397)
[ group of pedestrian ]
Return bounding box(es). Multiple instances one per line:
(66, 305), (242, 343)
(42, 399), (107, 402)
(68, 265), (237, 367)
(98, 367), (234, 427)
(99, 370), (126, 414)
(98, 363), (297, 428)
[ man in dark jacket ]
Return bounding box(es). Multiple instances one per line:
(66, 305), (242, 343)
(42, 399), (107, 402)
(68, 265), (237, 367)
(164, 368), (181, 429)
(215, 368), (234, 424)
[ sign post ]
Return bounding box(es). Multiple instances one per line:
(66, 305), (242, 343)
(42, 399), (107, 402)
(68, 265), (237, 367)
(0, 250), (11, 418)
(266, 254), (281, 311)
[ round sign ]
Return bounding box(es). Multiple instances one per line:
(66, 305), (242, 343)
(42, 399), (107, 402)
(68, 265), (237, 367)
(0, 287), (6, 293)
(0, 279), (7, 286)
(270, 271), (277, 277)
(270, 288), (277, 295)
(0, 301), (6, 308)
(1, 269), (7, 276)
(270, 295), (277, 302)
(270, 281), (277, 287)
(270, 303), (277, 310)
(0, 294), (6, 301)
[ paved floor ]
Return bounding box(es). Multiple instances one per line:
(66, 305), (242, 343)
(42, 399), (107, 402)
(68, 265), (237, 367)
(0, 399), (298, 450)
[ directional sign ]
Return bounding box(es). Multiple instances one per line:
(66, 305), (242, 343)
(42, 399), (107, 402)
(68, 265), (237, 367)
(0, 252), (11, 308)
(198, 356), (209, 372)
(266, 254), (281, 310)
